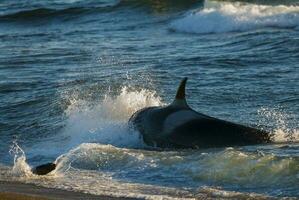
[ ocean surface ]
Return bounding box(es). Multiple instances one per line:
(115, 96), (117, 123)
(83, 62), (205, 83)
(0, 0), (298, 199)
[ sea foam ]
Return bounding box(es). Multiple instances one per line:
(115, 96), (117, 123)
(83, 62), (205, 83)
(170, 1), (299, 33)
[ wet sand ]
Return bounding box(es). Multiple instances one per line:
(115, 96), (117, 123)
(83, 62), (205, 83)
(0, 181), (139, 200)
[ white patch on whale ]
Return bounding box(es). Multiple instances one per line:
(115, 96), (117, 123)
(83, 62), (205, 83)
(163, 110), (200, 135)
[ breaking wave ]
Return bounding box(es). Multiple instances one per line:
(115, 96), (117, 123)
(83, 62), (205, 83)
(24, 86), (163, 161)
(7, 142), (299, 198)
(170, 0), (299, 33)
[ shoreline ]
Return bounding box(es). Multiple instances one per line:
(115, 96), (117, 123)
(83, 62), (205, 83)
(0, 181), (139, 200)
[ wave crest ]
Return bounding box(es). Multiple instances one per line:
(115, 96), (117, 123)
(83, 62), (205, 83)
(170, 1), (299, 33)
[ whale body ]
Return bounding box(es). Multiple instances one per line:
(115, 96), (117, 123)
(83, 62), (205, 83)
(129, 78), (271, 148)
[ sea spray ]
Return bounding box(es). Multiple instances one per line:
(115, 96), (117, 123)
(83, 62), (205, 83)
(61, 86), (163, 148)
(25, 86), (163, 161)
(258, 107), (299, 142)
(9, 141), (32, 177)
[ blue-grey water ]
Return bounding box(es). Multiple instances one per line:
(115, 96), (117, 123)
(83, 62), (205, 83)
(0, 0), (298, 199)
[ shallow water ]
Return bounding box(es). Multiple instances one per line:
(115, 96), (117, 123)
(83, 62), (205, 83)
(0, 0), (298, 199)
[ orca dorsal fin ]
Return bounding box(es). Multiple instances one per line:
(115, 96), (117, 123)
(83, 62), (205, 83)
(172, 77), (188, 107)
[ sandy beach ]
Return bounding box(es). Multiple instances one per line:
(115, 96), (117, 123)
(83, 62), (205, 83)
(0, 181), (139, 200)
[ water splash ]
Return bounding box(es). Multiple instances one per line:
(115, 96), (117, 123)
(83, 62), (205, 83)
(258, 107), (299, 142)
(170, 0), (299, 34)
(26, 86), (163, 161)
(62, 86), (163, 148)
(9, 141), (32, 177)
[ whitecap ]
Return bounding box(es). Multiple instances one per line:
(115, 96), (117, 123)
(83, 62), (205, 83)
(170, 1), (299, 33)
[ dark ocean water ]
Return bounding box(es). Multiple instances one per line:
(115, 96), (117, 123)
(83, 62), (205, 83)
(0, 0), (298, 199)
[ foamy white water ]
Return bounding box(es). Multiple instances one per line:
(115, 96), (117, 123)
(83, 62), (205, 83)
(9, 141), (32, 177)
(24, 86), (163, 160)
(61, 86), (163, 148)
(3, 142), (298, 199)
(170, 0), (299, 33)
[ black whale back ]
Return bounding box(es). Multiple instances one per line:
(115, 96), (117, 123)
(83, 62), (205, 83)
(128, 77), (271, 149)
(167, 116), (271, 148)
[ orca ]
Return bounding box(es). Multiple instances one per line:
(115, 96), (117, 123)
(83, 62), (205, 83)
(31, 77), (271, 175)
(129, 77), (271, 148)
